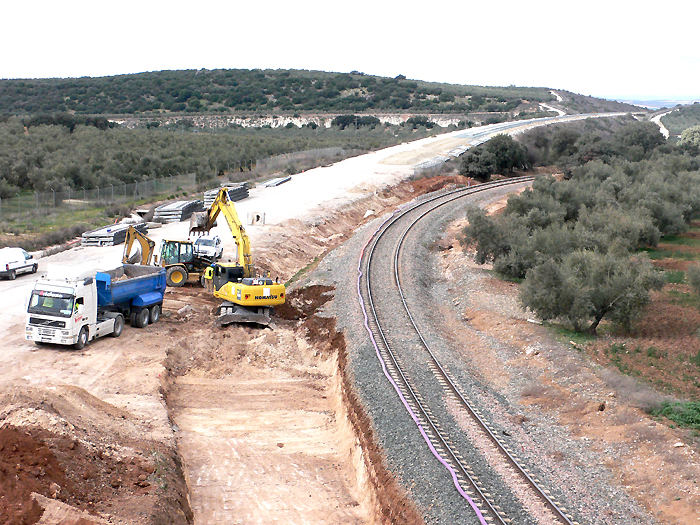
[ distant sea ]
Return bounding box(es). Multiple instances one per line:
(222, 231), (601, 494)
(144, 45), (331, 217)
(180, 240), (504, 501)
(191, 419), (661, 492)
(616, 99), (700, 110)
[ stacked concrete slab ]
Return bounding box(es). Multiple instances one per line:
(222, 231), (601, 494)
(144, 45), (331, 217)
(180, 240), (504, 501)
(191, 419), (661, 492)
(262, 176), (291, 188)
(152, 200), (203, 223)
(203, 184), (249, 209)
(81, 223), (148, 247)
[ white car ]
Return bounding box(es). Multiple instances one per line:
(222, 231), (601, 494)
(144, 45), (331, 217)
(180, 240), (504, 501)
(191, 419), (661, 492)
(193, 235), (223, 260)
(0, 247), (38, 280)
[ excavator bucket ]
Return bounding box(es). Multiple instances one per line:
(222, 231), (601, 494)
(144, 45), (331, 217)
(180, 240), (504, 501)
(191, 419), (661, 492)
(189, 211), (211, 235)
(216, 302), (272, 327)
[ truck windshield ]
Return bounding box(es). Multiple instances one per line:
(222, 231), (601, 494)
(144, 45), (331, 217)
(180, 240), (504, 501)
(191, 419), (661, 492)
(27, 291), (75, 318)
(196, 239), (215, 247)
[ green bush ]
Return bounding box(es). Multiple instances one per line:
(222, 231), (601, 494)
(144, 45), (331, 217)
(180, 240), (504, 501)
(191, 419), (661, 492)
(650, 402), (700, 430)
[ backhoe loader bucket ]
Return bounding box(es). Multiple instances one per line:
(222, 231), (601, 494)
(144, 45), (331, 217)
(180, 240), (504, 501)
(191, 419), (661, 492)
(189, 211), (211, 235)
(216, 302), (272, 327)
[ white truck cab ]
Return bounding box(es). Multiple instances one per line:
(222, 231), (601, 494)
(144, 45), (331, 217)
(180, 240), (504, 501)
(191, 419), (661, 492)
(26, 276), (119, 348)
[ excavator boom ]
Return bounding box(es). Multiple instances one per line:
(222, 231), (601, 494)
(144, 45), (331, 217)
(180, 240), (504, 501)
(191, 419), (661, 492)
(122, 226), (155, 265)
(190, 188), (254, 278)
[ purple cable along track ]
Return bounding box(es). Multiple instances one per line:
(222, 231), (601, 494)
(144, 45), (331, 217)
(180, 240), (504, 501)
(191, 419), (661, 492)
(356, 208), (488, 525)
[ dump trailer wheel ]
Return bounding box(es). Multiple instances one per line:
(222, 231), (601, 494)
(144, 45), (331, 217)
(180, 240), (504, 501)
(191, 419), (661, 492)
(135, 307), (150, 328)
(166, 265), (188, 287)
(149, 304), (161, 324)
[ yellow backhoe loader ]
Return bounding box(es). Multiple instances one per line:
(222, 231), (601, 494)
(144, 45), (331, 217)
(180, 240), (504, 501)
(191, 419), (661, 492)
(189, 187), (285, 326)
(122, 226), (213, 287)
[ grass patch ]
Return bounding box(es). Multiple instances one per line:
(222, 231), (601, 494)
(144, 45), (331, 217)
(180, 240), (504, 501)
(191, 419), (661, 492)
(667, 289), (700, 309)
(649, 402), (700, 430)
(547, 323), (595, 347)
(659, 235), (700, 248)
(286, 256), (320, 286)
(664, 270), (686, 284)
(690, 350), (700, 367)
(641, 247), (699, 261)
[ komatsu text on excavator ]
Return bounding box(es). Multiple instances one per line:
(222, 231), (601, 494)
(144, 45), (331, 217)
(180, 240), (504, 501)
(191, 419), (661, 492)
(189, 187), (285, 326)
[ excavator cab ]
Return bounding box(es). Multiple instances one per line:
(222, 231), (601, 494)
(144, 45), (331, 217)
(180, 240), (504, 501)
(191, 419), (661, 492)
(211, 262), (245, 291)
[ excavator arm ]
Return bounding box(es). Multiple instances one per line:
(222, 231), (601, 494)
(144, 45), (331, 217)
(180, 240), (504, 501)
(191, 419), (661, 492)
(189, 188), (254, 278)
(122, 226), (155, 265)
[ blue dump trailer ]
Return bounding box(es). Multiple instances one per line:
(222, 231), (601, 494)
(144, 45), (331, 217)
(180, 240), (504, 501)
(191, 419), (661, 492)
(26, 264), (166, 349)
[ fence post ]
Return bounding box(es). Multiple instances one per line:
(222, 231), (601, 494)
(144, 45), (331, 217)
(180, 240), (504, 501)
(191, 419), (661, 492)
(110, 183), (114, 202)
(17, 193), (20, 219)
(68, 188), (71, 208)
(0, 197), (2, 220)
(97, 186), (100, 202)
(52, 189), (55, 208)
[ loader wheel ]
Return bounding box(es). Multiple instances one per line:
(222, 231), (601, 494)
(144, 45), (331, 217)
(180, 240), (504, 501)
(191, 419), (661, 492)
(166, 266), (188, 287)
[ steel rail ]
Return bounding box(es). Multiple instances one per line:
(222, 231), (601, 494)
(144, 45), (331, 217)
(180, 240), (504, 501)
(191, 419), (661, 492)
(391, 179), (575, 525)
(362, 177), (576, 524)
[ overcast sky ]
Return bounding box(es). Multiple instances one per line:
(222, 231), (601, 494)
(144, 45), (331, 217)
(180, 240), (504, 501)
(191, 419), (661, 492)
(3, 0), (698, 101)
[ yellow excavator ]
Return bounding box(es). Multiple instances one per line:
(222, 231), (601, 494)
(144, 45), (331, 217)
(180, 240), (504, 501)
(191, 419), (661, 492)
(122, 226), (156, 265)
(189, 187), (285, 326)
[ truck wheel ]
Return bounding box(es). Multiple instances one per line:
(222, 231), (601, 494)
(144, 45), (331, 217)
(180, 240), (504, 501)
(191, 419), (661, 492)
(111, 314), (124, 337)
(149, 304), (161, 324)
(31, 264), (38, 274)
(166, 266), (188, 287)
(74, 327), (88, 350)
(8, 270), (15, 280)
(135, 307), (150, 328)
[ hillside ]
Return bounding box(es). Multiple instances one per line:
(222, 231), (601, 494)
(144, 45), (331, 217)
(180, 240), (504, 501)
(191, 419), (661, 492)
(660, 102), (700, 137)
(0, 68), (639, 117)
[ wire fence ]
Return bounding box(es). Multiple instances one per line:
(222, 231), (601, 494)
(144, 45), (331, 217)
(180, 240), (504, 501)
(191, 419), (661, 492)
(0, 173), (197, 222)
(0, 146), (355, 224)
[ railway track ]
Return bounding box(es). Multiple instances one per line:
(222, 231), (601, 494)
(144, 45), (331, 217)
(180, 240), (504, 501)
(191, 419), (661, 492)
(358, 177), (581, 524)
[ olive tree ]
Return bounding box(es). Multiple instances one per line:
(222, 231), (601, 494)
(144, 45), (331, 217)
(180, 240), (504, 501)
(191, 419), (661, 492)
(520, 250), (664, 334)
